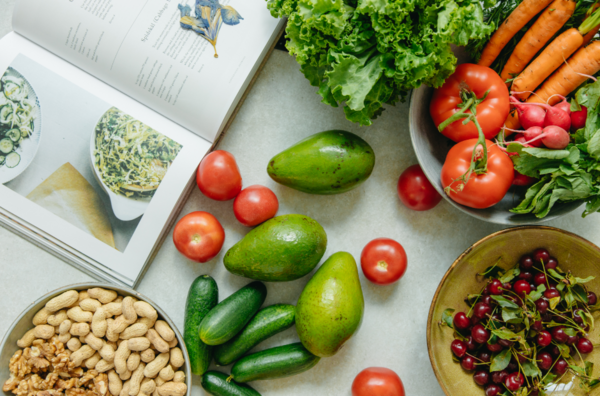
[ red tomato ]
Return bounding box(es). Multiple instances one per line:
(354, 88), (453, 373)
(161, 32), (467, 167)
(441, 139), (514, 209)
(397, 164), (442, 211)
(197, 150), (242, 201)
(173, 211), (225, 263)
(430, 64), (510, 142)
(352, 367), (405, 396)
(233, 185), (279, 226)
(361, 238), (407, 285)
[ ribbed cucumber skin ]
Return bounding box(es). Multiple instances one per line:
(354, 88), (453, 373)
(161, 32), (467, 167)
(201, 371), (261, 396)
(199, 281), (267, 346)
(231, 342), (320, 382)
(214, 304), (295, 366)
(184, 275), (218, 376)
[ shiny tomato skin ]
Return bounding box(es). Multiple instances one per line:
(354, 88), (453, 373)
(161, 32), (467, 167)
(197, 150), (242, 201)
(397, 164), (442, 211)
(361, 238), (407, 285)
(173, 211), (225, 263)
(352, 367), (405, 396)
(233, 185), (279, 227)
(441, 139), (514, 209)
(430, 64), (510, 142)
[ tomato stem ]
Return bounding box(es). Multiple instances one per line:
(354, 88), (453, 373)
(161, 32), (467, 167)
(438, 88), (490, 195)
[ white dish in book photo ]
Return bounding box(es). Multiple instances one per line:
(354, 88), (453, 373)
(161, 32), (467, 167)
(0, 66), (41, 184)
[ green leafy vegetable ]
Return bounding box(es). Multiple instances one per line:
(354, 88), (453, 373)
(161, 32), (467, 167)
(268, 0), (494, 125)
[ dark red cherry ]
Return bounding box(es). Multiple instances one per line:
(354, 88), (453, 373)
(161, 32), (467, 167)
(472, 325), (490, 344)
(505, 372), (524, 391)
(534, 273), (547, 286)
(465, 336), (477, 352)
(478, 351), (491, 363)
(587, 291), (597, 306)
(552, 327), (568, 343)
(514, 280), (531, 297)
(485, 384), (501, 396)
(461, 355), (476, 371)
(498, 339), (513, 348)
(535, 299), (548, 314)
(488, 279), (503, 295)
(544, 288), (560, 299)
(518, 271), (534, 282)
(532, 320), (543, 333)
(491, 371), (508, 384)
(538, 351), (553, 371)
(573, 309), (585, 325)
(487, 342), (503, 352)
(577, 338), (594, 354)
(474, 370), (490, 386)
(566, 335), (579, 346)
(453, 312), (471, 330)
(474, 302), (492, 319)
(537, 331), (552, 347)
(520, 255), (534, 270)
(451, 339), (467, 358)
(533, 248), (550, 265)
(553, 358), (568, 375)
(545, 257), (558, 270)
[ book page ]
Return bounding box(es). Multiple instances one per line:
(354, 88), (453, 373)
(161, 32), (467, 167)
(0, 33), (210, 285)
(13, 0), (283, 142)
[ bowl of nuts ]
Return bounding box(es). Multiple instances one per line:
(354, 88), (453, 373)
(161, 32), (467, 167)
(0, 284), (190, 396)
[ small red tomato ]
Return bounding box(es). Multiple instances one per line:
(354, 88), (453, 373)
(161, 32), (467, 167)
(173, 211), (225, 262)
(233, 185), (279, 226)
(197, 150), (242, 200)
(361, 238), (407, 285)
(352, 367), (405, 396)
(397, 164), (442, 211)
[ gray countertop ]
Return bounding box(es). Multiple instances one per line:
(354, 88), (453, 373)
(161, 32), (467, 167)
(2, 1), (600, 395)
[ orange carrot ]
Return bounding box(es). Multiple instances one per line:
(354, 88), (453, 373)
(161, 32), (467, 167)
(582, 2), (600, 46)
(500, 0), (576, 82)
(530, 41), (600, 105)
(511, 28), (584, 100)
(478, 0), (554, 67)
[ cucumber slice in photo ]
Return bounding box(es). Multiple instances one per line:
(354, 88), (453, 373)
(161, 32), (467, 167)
(7, 128), (20, 142)
(0, 155), (5, 166)
(0, 138), (14, 154)
(5, 152), (20, 168)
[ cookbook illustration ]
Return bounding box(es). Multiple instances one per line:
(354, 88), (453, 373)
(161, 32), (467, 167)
(3, 55), (183, 252)
(178, 0), (244, 58)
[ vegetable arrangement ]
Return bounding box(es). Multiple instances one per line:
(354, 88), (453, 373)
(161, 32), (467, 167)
(266, 0), (495, 125)
(427, 0), (600, 218)
(440, 248), (599, 395)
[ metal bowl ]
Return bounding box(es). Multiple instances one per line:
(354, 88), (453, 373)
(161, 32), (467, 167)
(427, 226), (600, 396)
(408, 77), (582, 225)
(0, 283), (191, 396)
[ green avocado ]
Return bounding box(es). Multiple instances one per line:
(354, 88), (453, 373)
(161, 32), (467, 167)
(296, 252), (364, 357)
(223, 214), (327, 282)
(267, 130), (375, 194)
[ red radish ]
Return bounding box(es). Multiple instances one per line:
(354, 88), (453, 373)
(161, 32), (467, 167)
(510, 96), (545, 129)
(571, 105), (587, 132)
(524, 126), (570, 149)
(553, 99), (571, 116)
(513, 135), (533, 148)
(512, 100), (571, 131)
(513, 170), (536, 186)
(522, 126), (544, 148)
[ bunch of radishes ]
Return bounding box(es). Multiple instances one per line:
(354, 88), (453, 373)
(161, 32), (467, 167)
(508, 96), (587, 149)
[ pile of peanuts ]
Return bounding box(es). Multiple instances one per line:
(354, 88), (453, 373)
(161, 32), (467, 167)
(7, 287), (188, 396)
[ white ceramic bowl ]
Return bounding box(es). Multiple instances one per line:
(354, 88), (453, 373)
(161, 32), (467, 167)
(0, 283), (191, 396)
(408, 79), (582, 225)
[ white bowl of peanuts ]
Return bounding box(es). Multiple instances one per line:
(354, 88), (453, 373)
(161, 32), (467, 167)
(0, 284), (190, 396)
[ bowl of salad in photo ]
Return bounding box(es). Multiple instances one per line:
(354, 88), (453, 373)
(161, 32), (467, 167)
(409, 0), (600, 224)
(428, 226), (600, 396)
(90, 107), (182, 221)
(0, 67), (42, 184)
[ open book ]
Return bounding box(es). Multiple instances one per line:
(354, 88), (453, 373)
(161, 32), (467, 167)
(0, 0), (284, 287)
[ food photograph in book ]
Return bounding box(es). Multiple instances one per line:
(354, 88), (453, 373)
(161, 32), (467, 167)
(1, 54), (183, 252)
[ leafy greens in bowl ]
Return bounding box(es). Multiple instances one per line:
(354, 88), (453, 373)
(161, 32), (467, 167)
(268, 0), (495, 125)
(93, 107), (182, 199)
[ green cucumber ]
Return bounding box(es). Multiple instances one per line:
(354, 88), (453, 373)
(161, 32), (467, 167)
(184, 275), (218, 376)
(230, 342), (320, 382)
(201, 371), (261, 396)
(214, 304), (295, 366)
(199, 281), (267, 346)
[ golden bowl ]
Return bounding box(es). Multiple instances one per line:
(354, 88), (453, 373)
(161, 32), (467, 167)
(427, 226), (600, 396)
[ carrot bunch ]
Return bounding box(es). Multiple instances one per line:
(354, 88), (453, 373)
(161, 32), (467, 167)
(475, 0), (600, 130)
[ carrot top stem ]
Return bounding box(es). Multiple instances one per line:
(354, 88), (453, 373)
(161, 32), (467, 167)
(579, 6), (600, 35)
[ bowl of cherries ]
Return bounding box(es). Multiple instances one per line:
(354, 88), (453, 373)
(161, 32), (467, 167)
(427, 226), (600, 396)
